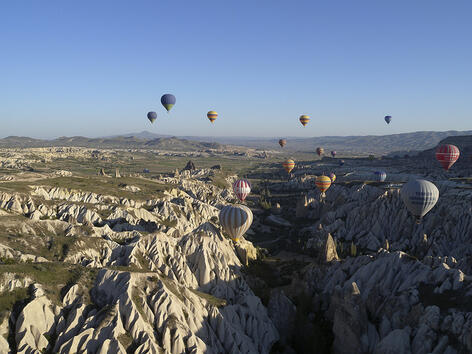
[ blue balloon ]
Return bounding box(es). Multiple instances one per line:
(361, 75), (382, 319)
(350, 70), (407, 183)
(374, 171), (387, 182)
(161, 94), (176, 112)
(339, 159), (345, 166)
(384, 115), (392, 124)
(147, 111), (157, 123)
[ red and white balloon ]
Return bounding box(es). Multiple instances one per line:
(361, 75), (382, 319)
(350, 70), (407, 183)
(233, 179), (251, 202)
(435, 144), (460, 171)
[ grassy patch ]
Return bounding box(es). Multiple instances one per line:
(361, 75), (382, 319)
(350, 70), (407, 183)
(0, 263), (96, 306)
(189, 289), (227, 307)
(0, 287), (30, 323)
(0, 231), (79, 262)
(0, 176), (173, 201)
(118, 332), (134, 351)
(131, 287), (148, 320)
(157, 217), (177, 228)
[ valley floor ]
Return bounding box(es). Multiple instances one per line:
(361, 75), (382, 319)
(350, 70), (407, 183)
(0, 146), (471, 353)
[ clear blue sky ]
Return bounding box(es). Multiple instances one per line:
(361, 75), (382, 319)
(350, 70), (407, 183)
(1, 0), (471, 138)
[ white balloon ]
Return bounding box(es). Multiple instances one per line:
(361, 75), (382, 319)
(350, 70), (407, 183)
(400, 179), (439, 222)
(219, 205), (253, 242)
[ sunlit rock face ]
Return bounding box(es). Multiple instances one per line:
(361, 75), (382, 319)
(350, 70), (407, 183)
(0, 166), (278, 353)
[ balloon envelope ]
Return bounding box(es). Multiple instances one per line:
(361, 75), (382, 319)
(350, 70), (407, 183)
(339, 160), (345, 166)
(207, 111), (218, 123)
(384, 115), (392, 124)
(147, 111), (157, 123)
(299, 115), (310, 126)
(329, 172), (336, 183)
(316, 175), (332, 195)
(279, 139), (287, 148)
(233, 179), (251, 202)
(219, 205), (253, 242)
(374, 171), (387, 182)
(161, 94), (176, 112)
(331, 151), (336, 158)
(435, 144), (460, 171)
(400, 179), (439, 222)
(316, 147), (324, 156)
(283, 159), (295, 173)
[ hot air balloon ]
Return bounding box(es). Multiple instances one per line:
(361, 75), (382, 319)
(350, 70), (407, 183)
(329, 172), (336, 183)
(331, 151), (337, 158)
(219, 205), (253, 242)
(400, 179), (439, 224)
(279, 139), (287, 148)
(339, 159), (345, 166)
(207, 111), (218, 123)
(233, 179), (251, 202)
(282, 159), (295, 173)
(316, 147), (324, 157)
(315, 175), (332, 198)
(299, 115), (310, 127)
(384, 115), (392, 124)
(435, 144), (460, 171)
(161, 94), (176, 112)
(147, 112), (157, 123)
(374, 171), (387, 182)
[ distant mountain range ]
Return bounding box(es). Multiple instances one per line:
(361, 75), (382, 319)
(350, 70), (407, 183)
(1, 130), (471, 154)
(0, 135), (224, 151)
(112, 130), (472, 154)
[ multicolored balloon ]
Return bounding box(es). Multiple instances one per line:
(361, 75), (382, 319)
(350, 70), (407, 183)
(282, 159), (295, 173)
(331, 151), (337, 158)
(299, 115), (310, 127)
(219, 205), (253, 242)
(400, 179), (439, 224)
(374, 171), (387, 182)
(329, 172), (336, 183)
(279, 139), (287, 148)
(435, 144), (460, 171)
(384, 115), (392, 124)
(316, 147), (324, 157)
(161, 94), (176, 112)
(147, 112), (157, 123)
(233, 179), (251, 202)
(315, 175), (332, 197)
(207, 111), (218, 123)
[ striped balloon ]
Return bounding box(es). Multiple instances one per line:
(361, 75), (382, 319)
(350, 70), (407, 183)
(207, 111), (218, 123)
(435, 144), (460, 171)
(315, 175), (332, 196)
(329, 172), (336, 183)
(282, 159), (295, 173)
(233, 179), (251, 202)
(219, 205), (253, 242)
(316, 147), (324, 156)
(299, 115), (310, 126)
(374, 171), (387, 182)
(400, 179), (439, 223)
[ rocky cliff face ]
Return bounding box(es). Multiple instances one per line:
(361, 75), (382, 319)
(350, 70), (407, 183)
(0, 168), (278, 353)
(294, 175), (472, 353)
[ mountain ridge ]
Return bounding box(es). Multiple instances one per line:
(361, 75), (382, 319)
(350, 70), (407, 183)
(1, 130), (471, 154)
